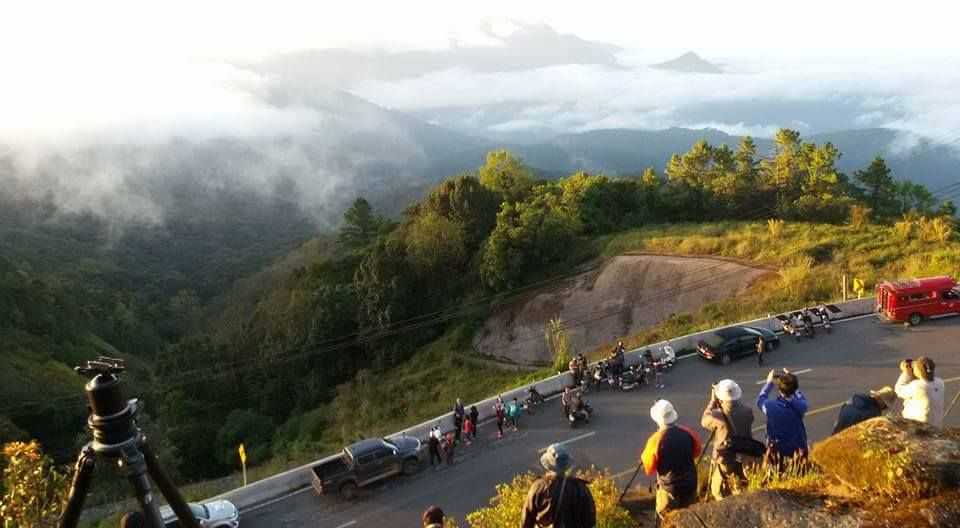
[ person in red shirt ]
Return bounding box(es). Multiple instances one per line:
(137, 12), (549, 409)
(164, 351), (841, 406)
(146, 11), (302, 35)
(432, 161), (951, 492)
(641, 399), (702, 517)
(463, 415), (475, 445)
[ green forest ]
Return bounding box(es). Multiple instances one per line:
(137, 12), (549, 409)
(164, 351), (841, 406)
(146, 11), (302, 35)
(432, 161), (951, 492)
(2, 129), (957, 499)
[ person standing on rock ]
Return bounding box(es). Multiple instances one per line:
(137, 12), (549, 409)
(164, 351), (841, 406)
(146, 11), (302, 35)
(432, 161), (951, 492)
(895, 357), (945, 428)
(521, 443), (596, 528)
(831, 386), (897, 434)
(701, 379), (756, 500)
(757, 369), (808, 468)
(641, 400), (703, 516)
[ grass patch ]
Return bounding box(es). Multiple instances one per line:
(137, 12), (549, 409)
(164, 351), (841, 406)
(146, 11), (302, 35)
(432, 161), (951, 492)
(591, 221), (960, 356)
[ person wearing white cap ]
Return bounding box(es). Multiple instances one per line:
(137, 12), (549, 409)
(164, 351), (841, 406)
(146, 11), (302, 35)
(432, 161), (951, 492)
(522, 443), (596, 528)
(641, 400), (702, 517)
(702, 379), (757, 500)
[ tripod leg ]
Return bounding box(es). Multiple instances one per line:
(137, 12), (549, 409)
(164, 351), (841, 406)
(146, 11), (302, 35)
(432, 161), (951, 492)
(60, 445), (96, 528)
(142, 442), (201, 528)
(120, 444), (166, 528)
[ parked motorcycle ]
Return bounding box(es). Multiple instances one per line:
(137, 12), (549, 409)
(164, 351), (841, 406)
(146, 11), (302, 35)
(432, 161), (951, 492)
(524, 386), (545, 413)
(567, 399), (594, 428)
(817, 307), (833, 334)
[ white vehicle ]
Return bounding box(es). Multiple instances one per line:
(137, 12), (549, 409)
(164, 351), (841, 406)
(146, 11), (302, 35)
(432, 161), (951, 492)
(159, 500), (239, 528)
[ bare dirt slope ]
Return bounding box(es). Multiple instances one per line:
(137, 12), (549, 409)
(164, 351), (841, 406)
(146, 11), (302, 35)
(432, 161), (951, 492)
(473, 254), (772, 365)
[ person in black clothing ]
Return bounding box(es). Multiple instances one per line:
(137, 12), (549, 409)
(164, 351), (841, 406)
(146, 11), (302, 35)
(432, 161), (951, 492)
(641, 400), (703, 516)
(469, 405), (479, 434)
(428, 426), (442, 466)
(453, 398), (465, 443)
(831, 386), (896, 434)
(521, 443), (596, 528)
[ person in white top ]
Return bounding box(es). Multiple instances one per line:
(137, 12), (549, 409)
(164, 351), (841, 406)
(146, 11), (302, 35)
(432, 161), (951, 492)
(894, 357), (945, 428)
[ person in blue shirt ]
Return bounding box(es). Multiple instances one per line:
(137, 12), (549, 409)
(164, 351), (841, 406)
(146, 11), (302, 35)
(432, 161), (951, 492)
(756, 368), (808, 468)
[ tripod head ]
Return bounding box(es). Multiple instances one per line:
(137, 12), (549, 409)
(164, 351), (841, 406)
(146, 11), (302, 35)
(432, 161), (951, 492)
(75, 357), (141, 453)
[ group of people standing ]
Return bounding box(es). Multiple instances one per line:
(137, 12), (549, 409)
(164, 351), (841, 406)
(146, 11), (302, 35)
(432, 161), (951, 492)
(421, 353), (949, 526)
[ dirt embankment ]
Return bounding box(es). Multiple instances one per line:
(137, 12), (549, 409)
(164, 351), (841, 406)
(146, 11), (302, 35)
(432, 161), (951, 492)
(473, 254), (772, 365)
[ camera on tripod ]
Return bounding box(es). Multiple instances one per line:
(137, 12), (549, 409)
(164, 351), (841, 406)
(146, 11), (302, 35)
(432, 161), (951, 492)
(60, 356), (200, 528)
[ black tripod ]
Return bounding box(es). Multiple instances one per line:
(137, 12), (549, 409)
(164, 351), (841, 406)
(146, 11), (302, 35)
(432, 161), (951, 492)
(59, 357), (201, 528)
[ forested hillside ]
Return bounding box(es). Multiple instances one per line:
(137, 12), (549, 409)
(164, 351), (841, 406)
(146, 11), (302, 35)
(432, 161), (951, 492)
(3, 128), (957, 492)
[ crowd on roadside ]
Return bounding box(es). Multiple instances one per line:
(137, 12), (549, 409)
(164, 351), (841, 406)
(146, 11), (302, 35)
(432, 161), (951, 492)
(421, 355), (948, 527)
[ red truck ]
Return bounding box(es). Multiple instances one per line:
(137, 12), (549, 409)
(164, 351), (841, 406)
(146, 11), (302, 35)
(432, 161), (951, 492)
(876, 275), (960, 325)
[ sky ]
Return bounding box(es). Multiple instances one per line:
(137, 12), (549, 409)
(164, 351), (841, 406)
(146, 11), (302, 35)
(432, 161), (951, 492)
(2, 1), (959, 145)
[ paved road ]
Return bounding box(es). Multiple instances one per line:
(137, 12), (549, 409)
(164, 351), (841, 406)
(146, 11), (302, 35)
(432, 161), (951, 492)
(242, 314), (960, 528)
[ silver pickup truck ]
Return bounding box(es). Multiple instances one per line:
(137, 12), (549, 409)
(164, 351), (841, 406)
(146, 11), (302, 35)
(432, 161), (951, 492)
(311, 437), (422, 500)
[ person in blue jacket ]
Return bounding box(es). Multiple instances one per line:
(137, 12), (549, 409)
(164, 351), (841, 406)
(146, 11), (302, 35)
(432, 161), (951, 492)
(756, 368), (808, 468)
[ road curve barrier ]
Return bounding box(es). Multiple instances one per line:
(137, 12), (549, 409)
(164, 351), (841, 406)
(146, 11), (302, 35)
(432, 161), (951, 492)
(212, 297), (875, 512)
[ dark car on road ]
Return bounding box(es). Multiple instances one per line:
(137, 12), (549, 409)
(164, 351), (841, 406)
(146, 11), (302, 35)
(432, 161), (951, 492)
(311, 437), (422, 500)
(696, 326), (780, 364)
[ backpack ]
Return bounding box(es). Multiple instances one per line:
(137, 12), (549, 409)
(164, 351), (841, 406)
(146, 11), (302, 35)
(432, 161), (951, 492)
(716, 409), (765, 458)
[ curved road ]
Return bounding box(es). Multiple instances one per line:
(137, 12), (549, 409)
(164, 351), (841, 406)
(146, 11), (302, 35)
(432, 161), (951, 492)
(242, 315), (960, 527)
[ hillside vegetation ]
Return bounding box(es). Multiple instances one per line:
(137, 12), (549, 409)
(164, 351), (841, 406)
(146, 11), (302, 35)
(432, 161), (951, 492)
(4, 128), (959, 506)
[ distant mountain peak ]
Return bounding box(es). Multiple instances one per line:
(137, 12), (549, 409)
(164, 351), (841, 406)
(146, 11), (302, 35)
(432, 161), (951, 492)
(651, 52), (723, 74)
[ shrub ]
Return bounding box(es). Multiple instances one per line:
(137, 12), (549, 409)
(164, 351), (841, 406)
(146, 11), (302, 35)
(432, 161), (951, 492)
(0, 441), (70, 528)
(465, 468), (633, 528)
(546, 317), (573, 373)
(919, 216), (953, 243)
(849, 205), (872, 230)
(767, 218), (785, 239)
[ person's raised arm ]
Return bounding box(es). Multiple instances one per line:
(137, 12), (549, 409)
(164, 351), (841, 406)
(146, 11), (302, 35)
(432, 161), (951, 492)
(757, 369), (776, 413)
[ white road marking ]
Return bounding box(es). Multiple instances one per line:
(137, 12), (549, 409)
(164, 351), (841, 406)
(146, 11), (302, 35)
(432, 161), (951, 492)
(538, 431), (597, 453)
(755, 368), (812, 384)
(678, 352), (698, 360)
(334, 521), (357, 528)
(241, 485), (312, 513)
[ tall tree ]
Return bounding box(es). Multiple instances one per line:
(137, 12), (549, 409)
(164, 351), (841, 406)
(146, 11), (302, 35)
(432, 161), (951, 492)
(338, 198), (382, 250)
(855, 156), (898, 218)
(478, 150), (534, 203)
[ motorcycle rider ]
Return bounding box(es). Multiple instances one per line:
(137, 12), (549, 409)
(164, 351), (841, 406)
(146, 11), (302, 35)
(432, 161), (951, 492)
(561, 387), (574, 417)
(569, 356), (582, 387)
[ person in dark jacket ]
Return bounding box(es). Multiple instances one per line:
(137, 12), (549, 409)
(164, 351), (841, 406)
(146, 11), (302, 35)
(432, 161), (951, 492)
(453, 398), (465, 443)
(422, 505), (444, 528)
(641, 400), (702, 516)
(757, 369), (808, 467)
(756, 337), (766, 366)
(469, 404), (480, 433)
(831, 387), (896, 434)
(522, 443), (596, 528)
(701, 379), (755, 500)
(428, 426), (442, 466)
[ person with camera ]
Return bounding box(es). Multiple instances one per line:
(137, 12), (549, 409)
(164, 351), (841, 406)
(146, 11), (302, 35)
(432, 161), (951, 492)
(830, 386), (896, 435)
(701, 379), (759, 500)
(522, 444), (596, 528)
(757, 369), (808, 470)
(641, 400), (702, 516)
(895, 357), (945, 428)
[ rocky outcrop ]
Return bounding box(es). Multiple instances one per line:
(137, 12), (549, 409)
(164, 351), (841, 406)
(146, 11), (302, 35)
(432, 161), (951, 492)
(664, 490), (861, 528)
(811, 417), (960, 498)
(656, 418), (960, 528)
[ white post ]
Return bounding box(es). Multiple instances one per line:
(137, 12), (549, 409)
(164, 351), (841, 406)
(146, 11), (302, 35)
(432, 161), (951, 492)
(842, 275), (847, 302)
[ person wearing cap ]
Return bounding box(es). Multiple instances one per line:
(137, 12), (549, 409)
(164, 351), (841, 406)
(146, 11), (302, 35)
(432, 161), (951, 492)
(641, 399), (703, 516)
(522, 443), (596, 528)
(895, 357), (945, 428)
(422, 505), (445, 528)
(701, 379), (755, 499)
(831, 386), (897, 434)
(757, 369), (808, 465)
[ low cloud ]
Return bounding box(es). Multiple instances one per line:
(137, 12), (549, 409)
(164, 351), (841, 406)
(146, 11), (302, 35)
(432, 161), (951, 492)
(351, 57), (960, 150)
